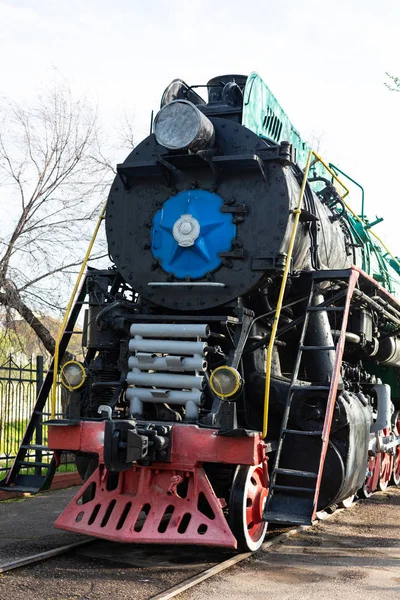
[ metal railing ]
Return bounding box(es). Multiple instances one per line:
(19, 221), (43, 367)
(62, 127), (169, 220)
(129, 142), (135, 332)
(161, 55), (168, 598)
(0, 355), (74, 476)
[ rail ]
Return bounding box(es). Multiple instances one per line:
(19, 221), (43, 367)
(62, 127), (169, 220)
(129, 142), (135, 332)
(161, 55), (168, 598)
(328, 163), (400, 271)
(341, 197), (400, 272)
(50, 205), (107, 419)
(328, 162), (365, 219)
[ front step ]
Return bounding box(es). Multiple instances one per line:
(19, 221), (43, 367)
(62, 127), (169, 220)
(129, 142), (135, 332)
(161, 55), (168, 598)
(0, 461), (56, 493)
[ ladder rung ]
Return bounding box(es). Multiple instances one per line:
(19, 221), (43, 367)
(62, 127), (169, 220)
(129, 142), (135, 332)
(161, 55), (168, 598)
(17, 461), (52, 468)
(291, 385), (330, 391)
(307, 306), (344, 312)
(275, 468), (318, 479)
(283, 428), (322, 436)
(273, 484), (315, 493)
(299, 345), (335, 351)
(311, 269), (351, 280)
(21, 444), (49, 451)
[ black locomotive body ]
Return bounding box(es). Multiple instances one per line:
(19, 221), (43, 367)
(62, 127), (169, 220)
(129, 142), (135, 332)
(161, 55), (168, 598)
(30, 74), (400, 551)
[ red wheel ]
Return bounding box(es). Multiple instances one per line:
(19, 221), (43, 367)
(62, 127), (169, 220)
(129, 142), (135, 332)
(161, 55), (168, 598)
(392, 411), (400, 487)
(378, 452), (393, 491)
(359, 455), (379, 499)
(378, 428), (394, 492)
(229, 465), (268, 552)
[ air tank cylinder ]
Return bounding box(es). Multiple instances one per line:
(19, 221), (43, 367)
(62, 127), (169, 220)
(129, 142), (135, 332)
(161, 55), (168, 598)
(305, 293), (338, 383)
(376, 336), (400, 368)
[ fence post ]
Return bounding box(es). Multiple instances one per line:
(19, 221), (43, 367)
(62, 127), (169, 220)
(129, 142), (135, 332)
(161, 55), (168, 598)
(0, 357), (10, 464)
(35, 356), (44, 476)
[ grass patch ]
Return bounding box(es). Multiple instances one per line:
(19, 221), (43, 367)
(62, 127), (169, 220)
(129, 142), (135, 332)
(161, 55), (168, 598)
(0, 418), (29, 456)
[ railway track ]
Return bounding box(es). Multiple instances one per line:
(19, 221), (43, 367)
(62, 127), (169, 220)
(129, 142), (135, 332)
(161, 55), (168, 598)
(0, 539), (94, 574)
(148, 526), (311, 600)
(0, 510), (343, 599)
(8, 491), (379, 600)
(4, 489), (396, 600)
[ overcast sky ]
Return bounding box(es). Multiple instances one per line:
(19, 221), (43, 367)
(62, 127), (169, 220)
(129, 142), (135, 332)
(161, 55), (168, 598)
(1, 0), (400, 252)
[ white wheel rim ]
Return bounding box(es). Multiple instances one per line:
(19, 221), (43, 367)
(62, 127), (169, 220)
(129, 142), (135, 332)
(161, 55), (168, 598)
(241, 465), (268, 552)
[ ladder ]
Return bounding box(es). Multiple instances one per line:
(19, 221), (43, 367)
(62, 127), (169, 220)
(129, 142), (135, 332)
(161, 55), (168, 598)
(0, 278), (88, 494)
(264, 268), (359, 525)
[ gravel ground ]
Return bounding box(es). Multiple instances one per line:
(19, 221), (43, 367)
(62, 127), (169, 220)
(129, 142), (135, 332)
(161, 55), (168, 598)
(0, 487), (399, 599)
(0, 542), (231, 600)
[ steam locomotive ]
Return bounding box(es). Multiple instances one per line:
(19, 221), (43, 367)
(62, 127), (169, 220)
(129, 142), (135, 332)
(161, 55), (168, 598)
(10, 73), (400, 552)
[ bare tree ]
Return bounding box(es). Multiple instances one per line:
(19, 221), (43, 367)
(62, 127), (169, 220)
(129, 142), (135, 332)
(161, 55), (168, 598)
(384, 72), (400, 92)
(0, 80), (110, 357)
(90, 109), (136, 176)
(116, 110), (137, 151)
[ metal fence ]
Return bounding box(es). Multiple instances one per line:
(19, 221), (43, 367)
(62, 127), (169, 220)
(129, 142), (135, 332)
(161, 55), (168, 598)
(0, 355), (74, 477)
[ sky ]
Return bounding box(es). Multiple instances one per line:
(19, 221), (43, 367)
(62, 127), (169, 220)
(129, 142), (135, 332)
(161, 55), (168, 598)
(1, 0), (400, 252)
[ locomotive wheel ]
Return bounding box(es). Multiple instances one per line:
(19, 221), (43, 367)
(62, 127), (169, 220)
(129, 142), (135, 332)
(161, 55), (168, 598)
(378, 428), (394, 492)
(228, 465), (268, 552)
(338, 495), (355, 508)
(392, 411), (400, 486)
(393, 447), (400, 486)
(359, 455), (378, 499)
(378, 451), (393, 491)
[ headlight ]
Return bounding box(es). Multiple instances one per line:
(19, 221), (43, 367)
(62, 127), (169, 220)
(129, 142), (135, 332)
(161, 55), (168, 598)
(209, 366), (242, 399)
(153, 99), (215, 152)
(60, 360), (86, 391)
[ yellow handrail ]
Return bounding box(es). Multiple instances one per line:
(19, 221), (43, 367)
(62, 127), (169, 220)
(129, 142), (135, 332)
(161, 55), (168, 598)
(50, 204), (107, 418)
(262, 150), (349, 438)
(311, 151), (350, 198)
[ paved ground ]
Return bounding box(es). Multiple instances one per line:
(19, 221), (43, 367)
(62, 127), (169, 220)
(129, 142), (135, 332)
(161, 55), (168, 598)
(0, 485), (399, 599)
(187, 488), (400, 600)
(0, 487), (87, 563)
